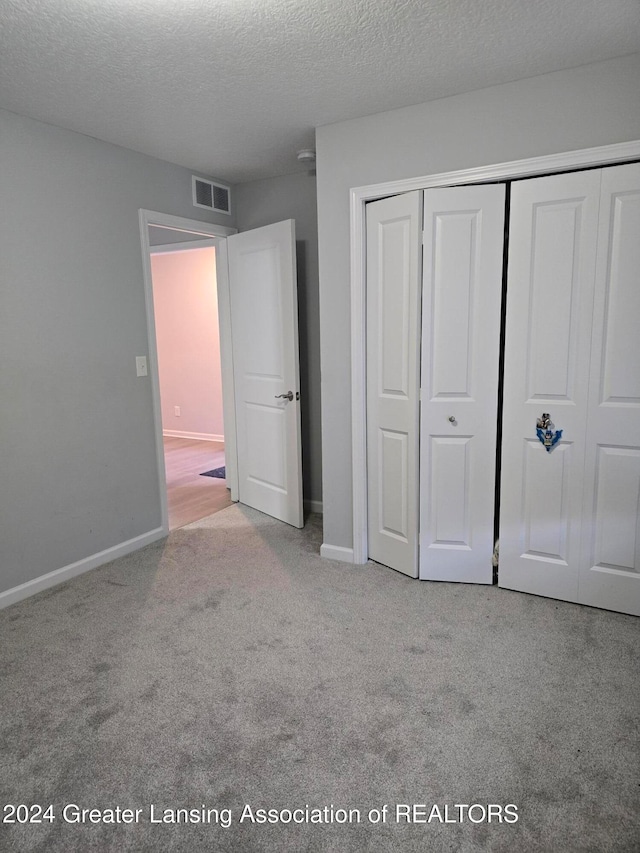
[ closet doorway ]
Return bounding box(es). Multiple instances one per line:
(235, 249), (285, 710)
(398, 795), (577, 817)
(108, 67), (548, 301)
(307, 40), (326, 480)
(366, 184), (505, 583)
(354, 143), (640, 617)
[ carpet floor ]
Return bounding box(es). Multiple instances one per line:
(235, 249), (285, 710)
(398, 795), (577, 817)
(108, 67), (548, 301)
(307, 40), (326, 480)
(0, 505), (638, 852)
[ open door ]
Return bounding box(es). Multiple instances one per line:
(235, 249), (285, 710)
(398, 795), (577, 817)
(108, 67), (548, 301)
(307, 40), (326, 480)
(227, 220), (303, 528)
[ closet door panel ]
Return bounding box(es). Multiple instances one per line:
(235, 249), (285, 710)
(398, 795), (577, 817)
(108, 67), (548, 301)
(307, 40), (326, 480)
(427, 435), (472, 547)
(524, 200), (586, 402)
(366, 191), (422, 577)
(499, 170), (601, 602)
(579, 162), (640, 616)
(420, 184), (505, 583)
(521, 440), (572, 563)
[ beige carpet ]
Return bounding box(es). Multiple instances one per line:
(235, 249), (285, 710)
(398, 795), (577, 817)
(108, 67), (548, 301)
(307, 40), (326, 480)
(1, 504), (638, 852)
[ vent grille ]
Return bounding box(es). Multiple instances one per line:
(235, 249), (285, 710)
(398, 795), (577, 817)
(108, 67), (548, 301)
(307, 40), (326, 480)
(195, 180), (213, 208)
(213, 184), (230, 212)
(192, 176), (231, 214)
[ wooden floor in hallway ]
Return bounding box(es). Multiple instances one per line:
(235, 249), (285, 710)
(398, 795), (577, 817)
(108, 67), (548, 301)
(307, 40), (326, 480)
(163, 436), (233, 530)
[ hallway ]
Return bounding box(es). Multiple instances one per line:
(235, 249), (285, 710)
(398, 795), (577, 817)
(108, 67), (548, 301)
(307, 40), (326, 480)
(163, 436), (232, 529)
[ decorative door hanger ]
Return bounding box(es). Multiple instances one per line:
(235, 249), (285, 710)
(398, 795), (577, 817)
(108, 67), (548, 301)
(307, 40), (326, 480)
(536, 413), (562, 452)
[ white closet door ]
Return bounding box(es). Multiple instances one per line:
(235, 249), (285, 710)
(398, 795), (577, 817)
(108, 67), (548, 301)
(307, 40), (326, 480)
(419, 184), (505, 583)
(499, 170), (601, 602)
(228, 220), (303, 528)
(366, 192), (422, 576)
(578, 163), (640, 616)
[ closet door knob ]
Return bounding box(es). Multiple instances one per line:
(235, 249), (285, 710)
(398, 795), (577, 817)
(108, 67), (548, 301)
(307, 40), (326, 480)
(448, 416), (456, 423)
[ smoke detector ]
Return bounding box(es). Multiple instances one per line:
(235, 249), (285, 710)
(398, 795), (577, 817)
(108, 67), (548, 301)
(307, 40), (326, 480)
(297, 149), (316, 165)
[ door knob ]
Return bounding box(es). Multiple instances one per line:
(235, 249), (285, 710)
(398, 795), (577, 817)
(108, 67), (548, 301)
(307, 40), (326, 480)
(275, 391), (294, 401)
(448, 416), (456, 423)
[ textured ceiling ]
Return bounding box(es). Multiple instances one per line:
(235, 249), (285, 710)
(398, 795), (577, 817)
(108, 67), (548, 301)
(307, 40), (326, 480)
(1, 0), (639, 184)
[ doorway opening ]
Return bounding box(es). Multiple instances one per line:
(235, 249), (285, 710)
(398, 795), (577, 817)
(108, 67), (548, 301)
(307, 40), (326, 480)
(148, 230), (231, 529)
(139, 210), (238, 535)
(140, 209), (305, 534)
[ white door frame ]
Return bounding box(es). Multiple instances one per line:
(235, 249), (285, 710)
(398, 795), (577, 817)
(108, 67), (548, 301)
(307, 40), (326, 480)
(139, 210), (237, 535)
(349, 140), (640, 566)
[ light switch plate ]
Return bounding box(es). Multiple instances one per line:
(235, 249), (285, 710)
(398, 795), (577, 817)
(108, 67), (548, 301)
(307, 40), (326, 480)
(136, 356), (148, 377)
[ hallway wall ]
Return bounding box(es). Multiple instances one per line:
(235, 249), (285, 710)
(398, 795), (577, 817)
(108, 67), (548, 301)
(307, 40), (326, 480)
(151, 247), (224, 441)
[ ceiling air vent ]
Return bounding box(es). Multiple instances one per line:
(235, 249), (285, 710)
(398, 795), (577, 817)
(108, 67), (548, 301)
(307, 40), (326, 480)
(192, 176), (231, 215)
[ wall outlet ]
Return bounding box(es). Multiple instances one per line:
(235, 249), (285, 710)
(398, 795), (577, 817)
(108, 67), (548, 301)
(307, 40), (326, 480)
(136, 356), (148, 377)
(174, 406), (181, 417)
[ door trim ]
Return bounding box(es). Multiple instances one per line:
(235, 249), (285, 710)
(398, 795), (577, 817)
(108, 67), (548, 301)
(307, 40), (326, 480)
(349, 140), (640, 565)
(139, 210), (237, 534)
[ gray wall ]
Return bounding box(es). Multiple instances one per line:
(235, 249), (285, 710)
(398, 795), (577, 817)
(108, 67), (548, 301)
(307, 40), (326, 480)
(315, 54), (640, 552)
(235, 170), (322, 508)
(0, 109), (235, 595)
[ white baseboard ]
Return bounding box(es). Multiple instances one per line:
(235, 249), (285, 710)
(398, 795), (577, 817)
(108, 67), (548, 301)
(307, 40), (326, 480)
(320, 543), (355, 563)
(0, 527), (166, 610)
(304, 500), (323, 515)
(163, 430), (224, 442)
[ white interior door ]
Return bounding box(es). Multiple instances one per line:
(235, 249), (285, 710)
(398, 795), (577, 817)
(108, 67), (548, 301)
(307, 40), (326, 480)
(419, 184), (505, 583)
(578, 162), (640, 616)
(499, 170), (601, 603)
(227, 220), (303, 528)
(366, 191), (422, 576)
